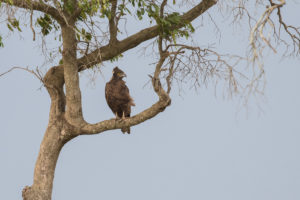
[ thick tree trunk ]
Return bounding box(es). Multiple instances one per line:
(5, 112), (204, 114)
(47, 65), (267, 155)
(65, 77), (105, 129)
(22, 122), (64, 200)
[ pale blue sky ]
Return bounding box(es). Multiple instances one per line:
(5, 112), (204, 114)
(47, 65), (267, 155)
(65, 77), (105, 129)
(1, 1), (300, 200)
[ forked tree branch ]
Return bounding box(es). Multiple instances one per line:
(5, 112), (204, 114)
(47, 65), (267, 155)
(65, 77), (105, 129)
(77, 0), (218, 70)
(274, 1), (300, 54)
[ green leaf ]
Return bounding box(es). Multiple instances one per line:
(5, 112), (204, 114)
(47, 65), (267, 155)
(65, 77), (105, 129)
(6, 19), (22, 32)
(188, 23), (195, 33)
(7, 23), (13, 31)
(110, 53), (123, 62)
(85, 32), (92, 41)
(36, 14), (54, 35)
(0, 35), (4, 47)
(76, 33), (81, 41)
(171, 33), (176, 44)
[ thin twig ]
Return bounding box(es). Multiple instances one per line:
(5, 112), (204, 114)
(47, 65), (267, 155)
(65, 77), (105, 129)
(0, 66), (44, 84)
(30, 9), (36, 41)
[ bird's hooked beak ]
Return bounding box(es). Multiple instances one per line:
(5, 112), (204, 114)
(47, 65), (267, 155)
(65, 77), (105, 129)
(121, 73), (127, 78)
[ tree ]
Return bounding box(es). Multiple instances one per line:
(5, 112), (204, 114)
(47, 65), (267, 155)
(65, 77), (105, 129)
(0, 0), (299, 199)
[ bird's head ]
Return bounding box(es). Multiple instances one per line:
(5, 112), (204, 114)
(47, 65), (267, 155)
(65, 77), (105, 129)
(112, 67), (127, 79)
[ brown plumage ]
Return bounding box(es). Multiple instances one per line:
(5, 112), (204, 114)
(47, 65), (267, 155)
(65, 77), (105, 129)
(105, 67), (135, 134)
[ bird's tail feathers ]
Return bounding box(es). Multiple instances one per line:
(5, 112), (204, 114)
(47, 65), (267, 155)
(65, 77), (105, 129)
(121, 126), (130, 134)
(130, 97), (135, 106)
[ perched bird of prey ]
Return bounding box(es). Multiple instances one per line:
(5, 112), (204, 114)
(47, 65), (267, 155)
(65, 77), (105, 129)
(105, 67), (135, 134)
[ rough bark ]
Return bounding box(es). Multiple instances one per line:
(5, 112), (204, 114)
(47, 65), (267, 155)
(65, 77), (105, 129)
(61, 24), (84, 125)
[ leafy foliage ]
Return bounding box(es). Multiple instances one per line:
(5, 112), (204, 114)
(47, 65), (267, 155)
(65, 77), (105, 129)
(7, 18), (22, 32)
(36, 14), (59, 36)
(75, 0), (194, 45)
(123, 1), (195, 42)
(146, 4), (194, 42)
(76, 27), (92, 42)
(78, 0), (111, 20)
(78, 0), (100, 20)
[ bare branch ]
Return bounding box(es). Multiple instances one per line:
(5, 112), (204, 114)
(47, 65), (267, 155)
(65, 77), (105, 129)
(1, 0), (65, 24)
(248, 0), (299, 61)
(30, 8), (35, 41)
(275, 0), (300, 54)
(158, 43), (251, 99)
(0, 66), (44, 82)
(249, 1), (284, 55)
